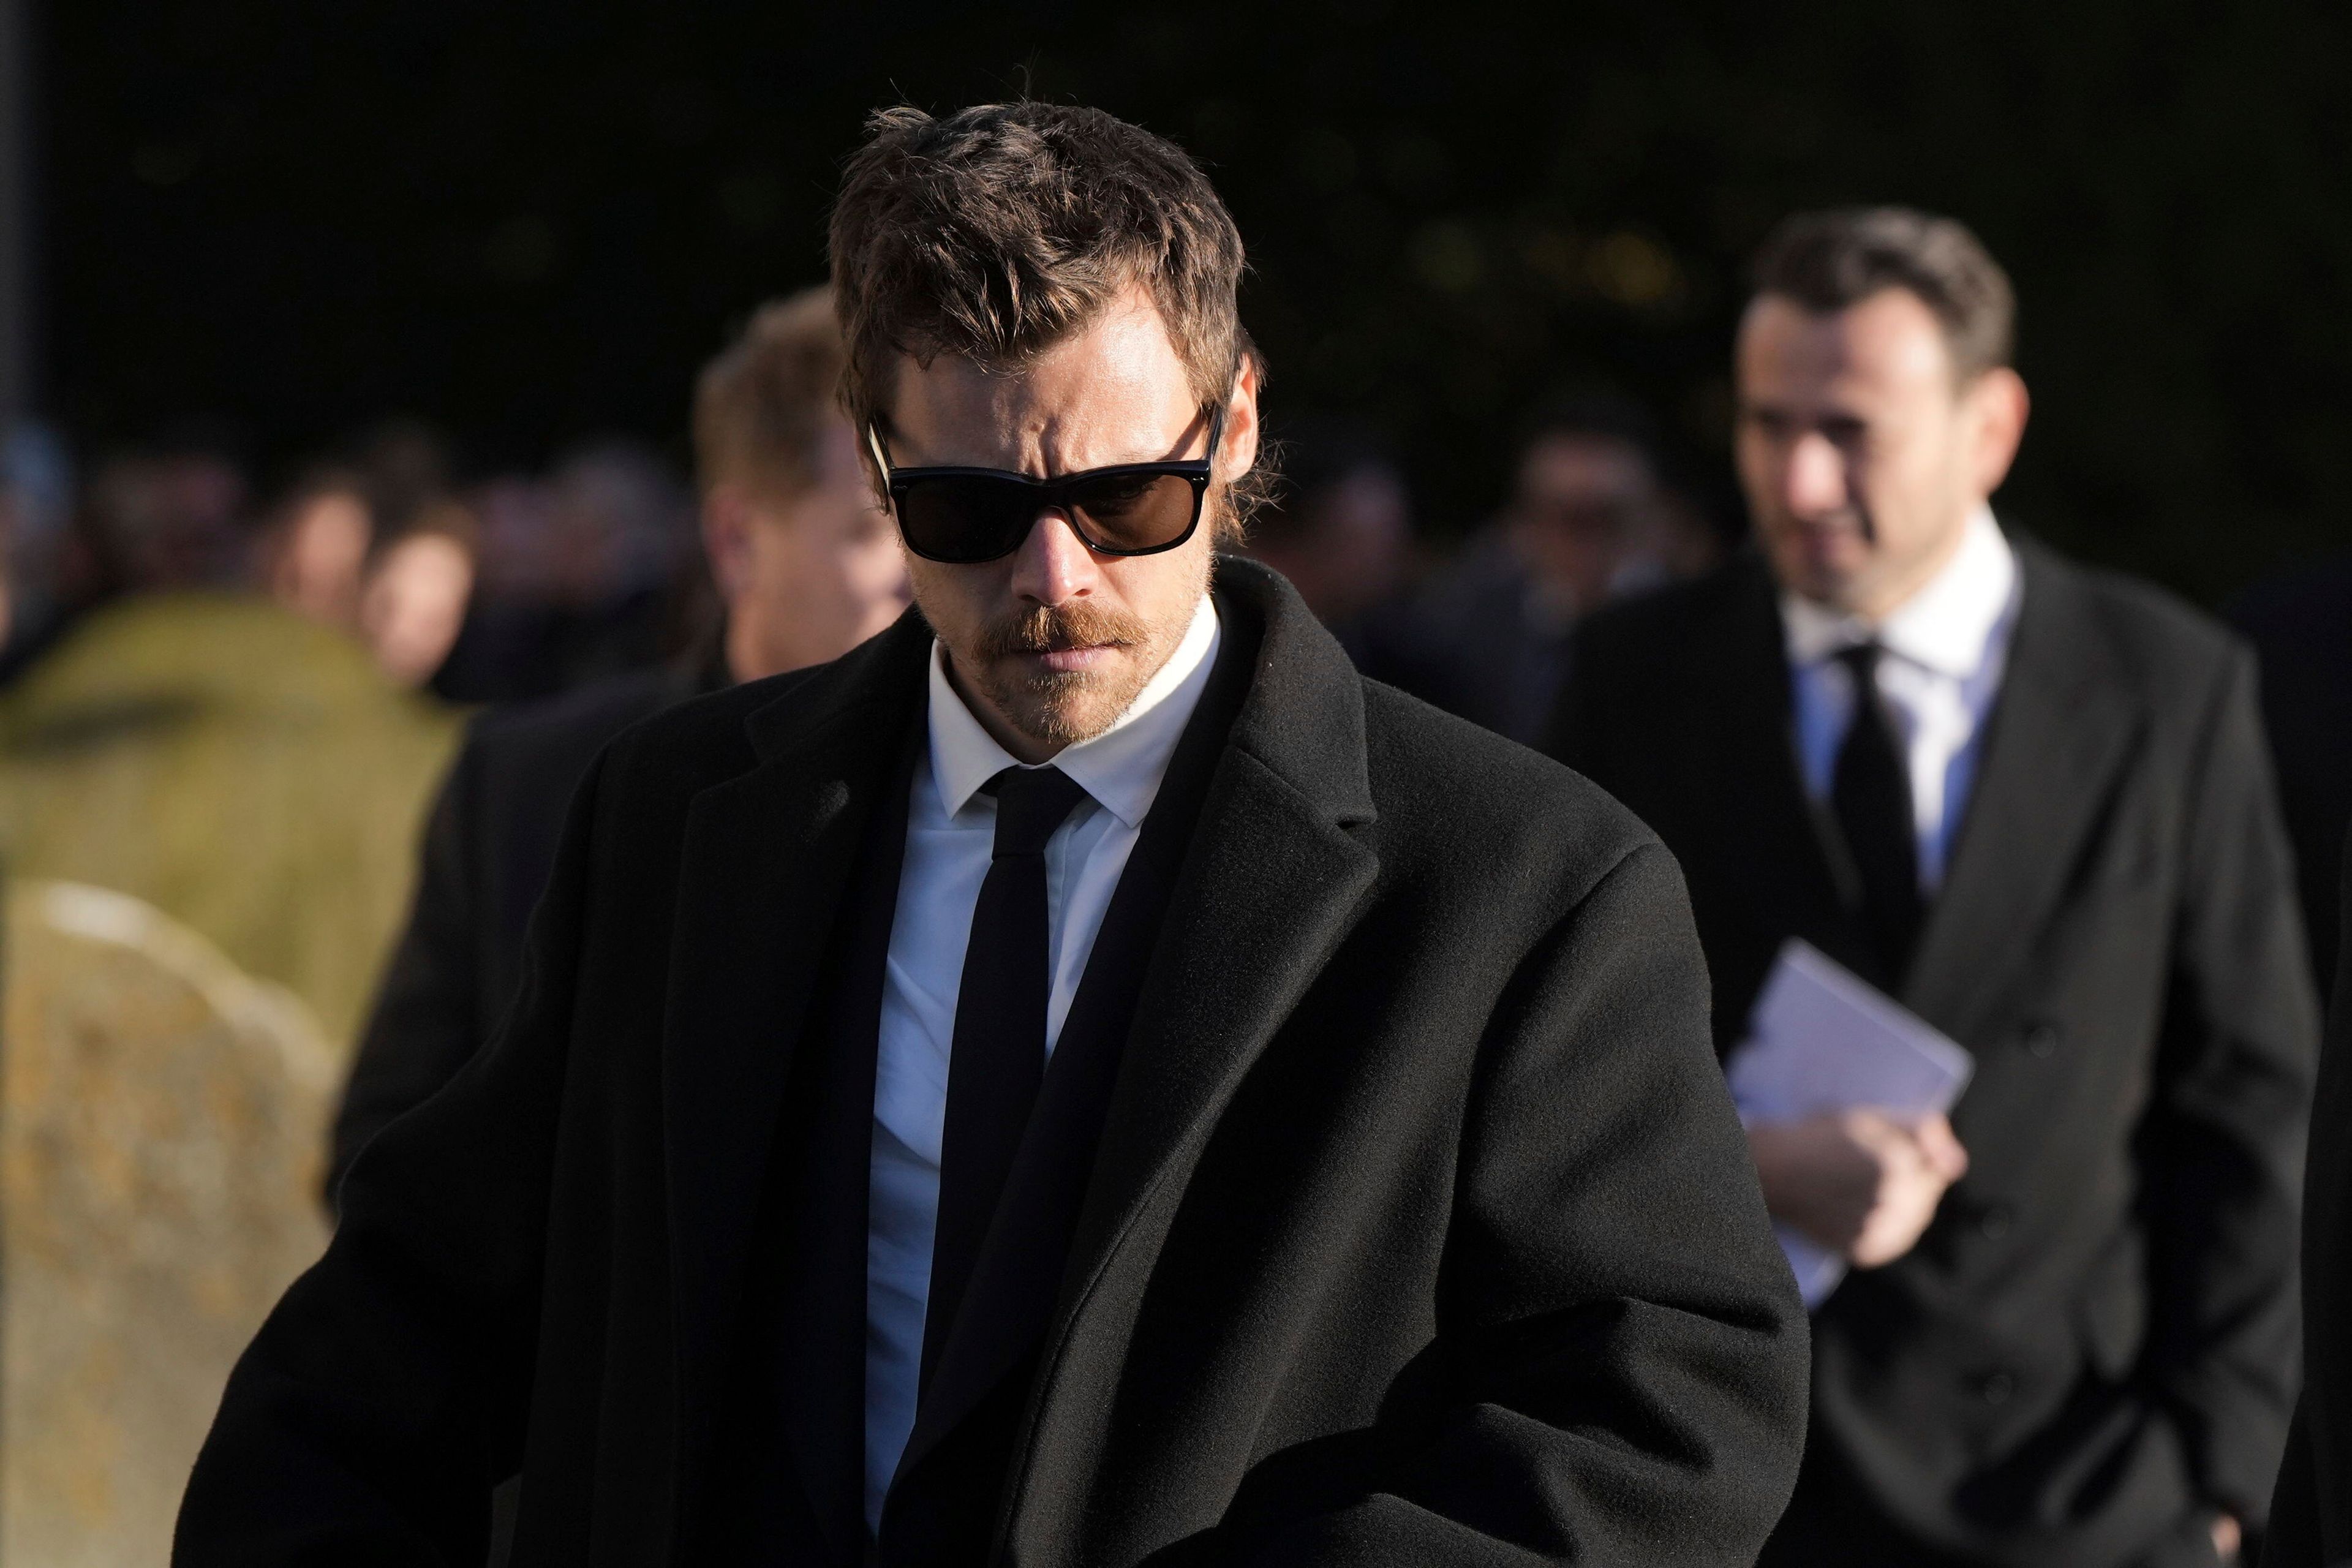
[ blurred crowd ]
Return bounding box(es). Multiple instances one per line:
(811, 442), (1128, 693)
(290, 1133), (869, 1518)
(3, 329), (2347, 1033)
(0, 417), (709, 705)
(0, 393), (1738, 746)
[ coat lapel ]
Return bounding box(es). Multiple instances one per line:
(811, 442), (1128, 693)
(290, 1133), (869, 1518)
(1024, 562), (1382, 1445)
(662, 611), (931, 1547)
(1902, 541), (2143, 1042)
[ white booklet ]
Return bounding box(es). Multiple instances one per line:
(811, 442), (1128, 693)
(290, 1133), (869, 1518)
(1724, 940), (1974, 1308)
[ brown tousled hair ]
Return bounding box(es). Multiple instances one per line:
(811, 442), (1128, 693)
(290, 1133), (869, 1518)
(692, 287), (847, 502)
(1751, 207), (2016, 384)
(828, 102), (1267, 538)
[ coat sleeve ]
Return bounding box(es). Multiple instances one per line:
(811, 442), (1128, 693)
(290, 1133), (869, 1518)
(173, 744), (609, 1567)
(1225, 840), (1812, 1566)
(325, 728), (491, 1210)
(2144, 645), (2320, 1524)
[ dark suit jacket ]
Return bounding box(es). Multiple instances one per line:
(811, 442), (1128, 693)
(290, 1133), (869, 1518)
(175, 560), (1809, 1567)
(1551, 540), (2316, 1566)
(2265, 834), (2352, 1567)
(327, 663), (706, 1202)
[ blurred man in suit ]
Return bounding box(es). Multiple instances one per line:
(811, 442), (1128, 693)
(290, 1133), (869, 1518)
(181, 101), (1807, 1567)
(1366, 396), (1697, 746)
(327, 287), (909, 1199)
(1552, 207), (2315, 1566)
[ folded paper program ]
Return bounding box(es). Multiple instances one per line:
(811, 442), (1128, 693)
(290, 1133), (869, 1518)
(1726, 940), (1975, 1307)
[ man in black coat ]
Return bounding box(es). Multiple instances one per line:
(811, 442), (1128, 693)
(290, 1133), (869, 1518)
(327, 288), (909, 1200)
(176, 103), (1807, 1567)
(1553, 207), (2315, 1566)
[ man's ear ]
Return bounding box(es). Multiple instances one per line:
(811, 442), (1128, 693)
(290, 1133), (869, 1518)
(700, 484), (755, 609)
(1219, 352), (1262, 483)
(1967, 367), (2031, 497)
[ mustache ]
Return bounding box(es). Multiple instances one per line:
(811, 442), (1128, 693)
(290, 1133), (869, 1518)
(973, 602), (1148, 662)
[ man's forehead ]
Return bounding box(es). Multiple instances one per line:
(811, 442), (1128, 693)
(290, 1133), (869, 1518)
(1738, 291), (1958, 405)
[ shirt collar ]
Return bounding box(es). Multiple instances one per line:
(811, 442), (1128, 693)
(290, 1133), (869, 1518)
(925, 589), (1222, 831)
(1782, 505), (2017, 678)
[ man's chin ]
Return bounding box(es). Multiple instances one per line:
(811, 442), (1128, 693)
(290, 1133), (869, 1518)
(989, 667), (1145, 750)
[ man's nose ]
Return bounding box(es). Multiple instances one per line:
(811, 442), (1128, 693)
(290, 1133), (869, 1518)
(1006, 510), (1098, 605)
(1782, 432), (1850, 519)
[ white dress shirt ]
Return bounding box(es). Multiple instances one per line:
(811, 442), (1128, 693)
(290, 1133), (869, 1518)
(1782, 507), (2021, 893)
(862, 590), (1221, 1530)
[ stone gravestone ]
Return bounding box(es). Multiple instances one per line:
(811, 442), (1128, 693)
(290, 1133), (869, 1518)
(1, 878), (334, 1567)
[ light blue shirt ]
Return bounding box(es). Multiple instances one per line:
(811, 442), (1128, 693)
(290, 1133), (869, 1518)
(862, 591), (1221, 1531)
(1781, 508), (2021, 893)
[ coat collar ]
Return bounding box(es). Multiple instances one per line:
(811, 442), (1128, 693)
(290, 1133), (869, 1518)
(1001, 560), (1382, 1530)
(664, 606), (932, 1553)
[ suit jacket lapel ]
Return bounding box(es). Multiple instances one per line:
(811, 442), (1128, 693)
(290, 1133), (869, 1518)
(663, 611), (931, 1547)
(1903, 540), (2142, 1042)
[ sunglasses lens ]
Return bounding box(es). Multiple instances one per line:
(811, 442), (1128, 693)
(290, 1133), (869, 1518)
(894, 477), (1038, 564)
(1065, 472), (1201, 552)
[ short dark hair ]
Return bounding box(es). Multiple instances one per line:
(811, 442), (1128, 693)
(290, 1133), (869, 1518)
(1749, 207), (2016, 382)
(827, 102), (1264, 536)
(692, 287), (845, 502)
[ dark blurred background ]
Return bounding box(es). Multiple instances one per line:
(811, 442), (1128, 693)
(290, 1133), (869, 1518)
(36, 0), (2352, 598)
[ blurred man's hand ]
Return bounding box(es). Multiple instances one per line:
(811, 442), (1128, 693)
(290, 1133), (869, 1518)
(1747, 1109), (1968, 1267)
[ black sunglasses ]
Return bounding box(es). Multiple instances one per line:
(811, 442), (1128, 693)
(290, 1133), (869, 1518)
(867, 408), (1223, 564)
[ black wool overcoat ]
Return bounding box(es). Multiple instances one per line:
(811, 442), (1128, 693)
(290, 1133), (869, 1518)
(1552, 539), (2317, 1567)
(176, 560), (1809, 1567)
(330, 663), (704, 1203)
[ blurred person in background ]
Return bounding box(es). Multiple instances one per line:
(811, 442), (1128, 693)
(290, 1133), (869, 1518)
(358, 499), (479, 688)
(432, 439), (696, 703)
(0, 430), (458, 1046)
(261, 467), (374, 633)
(71, 432), (252, 600)
(1551, 207), (2313, 1566)
(326, 285), (906, 1203)
(1236, 413), (1414, 648)
(1365, 393), (1692, 745)
(263, 447), (482, 691)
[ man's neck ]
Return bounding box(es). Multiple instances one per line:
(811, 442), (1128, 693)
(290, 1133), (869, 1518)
(1814, 506), (1980, 626)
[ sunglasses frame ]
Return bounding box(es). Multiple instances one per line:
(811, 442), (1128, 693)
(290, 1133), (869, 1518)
(867, 406), (1224, 564)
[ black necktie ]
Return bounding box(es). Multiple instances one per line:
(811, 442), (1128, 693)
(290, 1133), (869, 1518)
(922, 764), (1090, 1392)
(1830, 643), (1923, 982)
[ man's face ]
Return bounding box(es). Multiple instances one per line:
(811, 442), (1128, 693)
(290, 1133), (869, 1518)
(715, 420), (911, 682)
(1735, 288), (2027, 619)
(1507, 434), (1657, 617)
(881, 283), (1257, 761)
